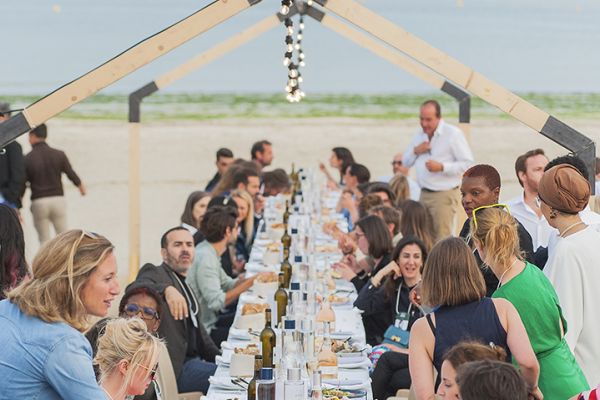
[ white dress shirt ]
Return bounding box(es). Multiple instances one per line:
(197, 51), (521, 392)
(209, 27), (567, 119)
(505, 193), (553, 249)
(403, 119), (474, 191)
(544, 226), (600, 384)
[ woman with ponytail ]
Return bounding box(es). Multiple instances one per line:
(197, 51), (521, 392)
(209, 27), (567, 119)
(471, 207), (589, 399)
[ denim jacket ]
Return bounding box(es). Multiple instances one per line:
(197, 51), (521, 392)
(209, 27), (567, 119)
(0, 300), (106, 399)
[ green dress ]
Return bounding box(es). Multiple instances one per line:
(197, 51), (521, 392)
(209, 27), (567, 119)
(493, 262), (589, 400)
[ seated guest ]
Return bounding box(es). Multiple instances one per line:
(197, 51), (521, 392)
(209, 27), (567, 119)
(231, 190), (255, 263)
(367, 182), (396, 207)
(389, 174), (411, 206)
(0, 230), (119, 399)
(389, 152), (421, 201)
(471, 207), (589, 399)
(136, 227), (219, 394)
(357, 193), (384, 220)
(540, 164), (600, 385)
(398, 200), (436, 252)
(180, 191), (211, 235)
(369, 205), (402, 245)
(437, 341), (509, 400)
(459, 164), (534, 295)
(0, 204), (29, 300)
(409, 237), (540, 400)
(212, 163), (260, 198)
(205, 148), (234, 192)
(360, 237), (426, 399)
(94, 318), (165, 400)
(333, 215), (392, 293)
(319, 147), (355, 188)
(250, 140), (274, 171)
(262, 168), (291, 196)
(456, 360), (530, 400)
(337, 163), (371, 225)
(187, 206), (260, 346)
(86, 282), (163, 400)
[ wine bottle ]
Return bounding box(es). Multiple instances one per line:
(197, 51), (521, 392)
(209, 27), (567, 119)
(283, 200), (291, 225)
(280, 249), (292, 288)
(274, 273), (289, 326)
(281, 225), (292, 250)
(256, 367), (276, 400)
(247, 355), (263, 400)
(260, 309), (277, 368)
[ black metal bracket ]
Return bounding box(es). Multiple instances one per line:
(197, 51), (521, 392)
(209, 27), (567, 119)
(540, 116), (597, 193)
(129, 82), (160, 123)
(441, 81), (470, 123)
(0, 113), (32, 149)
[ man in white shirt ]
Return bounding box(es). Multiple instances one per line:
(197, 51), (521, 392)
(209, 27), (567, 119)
(505, 148), (553, 250)
(403, 100), (474, 240)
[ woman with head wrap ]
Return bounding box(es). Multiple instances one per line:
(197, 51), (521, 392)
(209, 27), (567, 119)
(538, 164), (600, 385)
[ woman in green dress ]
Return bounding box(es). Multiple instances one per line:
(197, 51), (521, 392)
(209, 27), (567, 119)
(470, 206), (589, 400)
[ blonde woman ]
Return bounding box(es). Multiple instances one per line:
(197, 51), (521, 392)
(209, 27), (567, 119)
(95, 318), (165, 400)
(231, 189), (255, 262)
(0, 230), (120, 399)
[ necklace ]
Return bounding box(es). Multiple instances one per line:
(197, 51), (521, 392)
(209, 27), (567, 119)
(559, 221), (585, 238)
(497, 258), (519, 290)
(103, 389), (115, 400)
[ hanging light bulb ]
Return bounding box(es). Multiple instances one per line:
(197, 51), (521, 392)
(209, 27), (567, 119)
(298, 76), (303, 83)
(299, 61), (306, 67)
(281, 4), (289, 14)
(287, 44), (294, 52)
(289, 78), (298, 86)
(307, 0), (313, 5)
(289, 69), (298, 78)
(285, 85), (292, 93)
(287, 26), (294, 35)
(297, 33), (303, 40)
(283, 57), (291, 66)
(299, 22), (305, 30)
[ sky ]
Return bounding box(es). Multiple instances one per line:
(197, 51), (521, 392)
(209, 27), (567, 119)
(0, 0), (599, 94)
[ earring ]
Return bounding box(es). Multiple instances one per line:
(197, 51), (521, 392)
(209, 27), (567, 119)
(549, 209), (558, 219)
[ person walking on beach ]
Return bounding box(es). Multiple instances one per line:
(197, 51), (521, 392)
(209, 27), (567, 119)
(403, 100), (473, 241)
(0, 102), (26, 211)
(24, 124), (86, 244)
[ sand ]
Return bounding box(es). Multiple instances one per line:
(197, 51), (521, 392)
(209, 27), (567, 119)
(13, 116), (600, 282)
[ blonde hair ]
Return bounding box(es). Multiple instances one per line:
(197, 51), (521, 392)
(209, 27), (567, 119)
(231, 189), (255, 246)
(389, 174), (410, 205)
(95, 318), (164, 393)
(7, 230), (114, 331)
(421, 237), (485, 307)
(470, 208), (521, 271)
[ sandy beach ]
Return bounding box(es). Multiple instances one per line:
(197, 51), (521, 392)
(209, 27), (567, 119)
(14, 116), (600, 282)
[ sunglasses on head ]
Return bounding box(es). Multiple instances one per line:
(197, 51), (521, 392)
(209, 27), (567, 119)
(136, 363), (158, 380)
(471, 203), (511, 230)
(123, 303), (159, 320)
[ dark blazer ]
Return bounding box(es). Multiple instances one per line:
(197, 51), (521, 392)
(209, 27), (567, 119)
(136, 262), (220, 379)
(0, 141), (25, 208)
(205, 172), (220, 192)
(459, 217), (534, 296)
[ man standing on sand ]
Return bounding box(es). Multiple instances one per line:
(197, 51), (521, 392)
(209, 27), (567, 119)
(403, 100), (473, 240)
(505, 148), (553, 251)
(0, 102), (25, 211)
(25, 123), (86, 244)
(251, 140), (273, 171)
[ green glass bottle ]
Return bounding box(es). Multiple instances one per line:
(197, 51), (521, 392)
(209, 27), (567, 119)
(247, 355), (263, 400)
(260, 309), (276, 368)
(274, 273), (289, 326)
(282, 200), (291, 225)
(280, 248), (292, 288)
(281, 225), (292, 250)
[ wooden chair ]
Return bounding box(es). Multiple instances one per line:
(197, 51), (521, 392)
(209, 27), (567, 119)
(155, 347), (203, 400)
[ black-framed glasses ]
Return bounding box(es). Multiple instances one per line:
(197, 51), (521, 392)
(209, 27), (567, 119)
(123, 303), (159, 320)
(391, 161), (403, 166)
(136, 363), (158, 380)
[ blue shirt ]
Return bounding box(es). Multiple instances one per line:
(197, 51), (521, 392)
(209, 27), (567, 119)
(0, 300), (106, 400)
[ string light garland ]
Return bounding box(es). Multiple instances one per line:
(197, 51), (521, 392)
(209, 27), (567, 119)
(280, 0), (306, 103)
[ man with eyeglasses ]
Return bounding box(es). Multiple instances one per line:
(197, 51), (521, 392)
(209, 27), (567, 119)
(136, 226), (219, 395)
(0, 102), (25, 211)
(403, 100), (473, 240)
(459, 164), (534, 296)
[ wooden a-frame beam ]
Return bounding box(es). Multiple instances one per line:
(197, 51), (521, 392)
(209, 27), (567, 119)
(0, 0), (261, 148)
(315, 0), (596, 191)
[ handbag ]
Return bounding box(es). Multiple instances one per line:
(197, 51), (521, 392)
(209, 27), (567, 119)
(382, 287), (412, 348)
